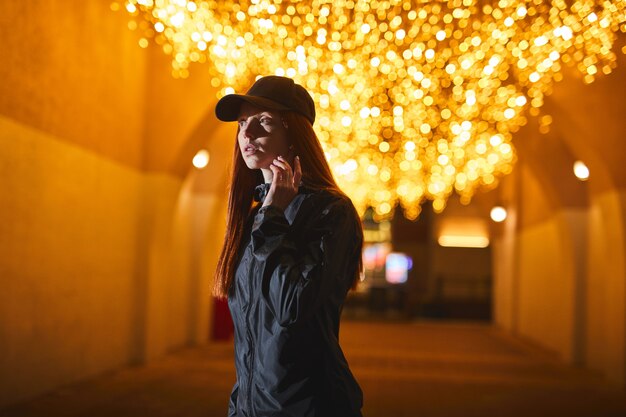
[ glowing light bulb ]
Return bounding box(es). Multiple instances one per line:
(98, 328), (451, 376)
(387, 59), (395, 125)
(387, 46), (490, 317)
(490, 206), (507, 222)
(573, 161), (590, 181)
(193, 149), (210, 169)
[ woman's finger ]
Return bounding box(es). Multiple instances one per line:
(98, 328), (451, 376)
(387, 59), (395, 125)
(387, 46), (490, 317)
(270, 164), (288, 186)
(293, 156), (302, 186)
(263, 156), (298, 209)
(269, 164), (281, 181)
(274, 157), (292, 173)
(273, 159), (293, 182)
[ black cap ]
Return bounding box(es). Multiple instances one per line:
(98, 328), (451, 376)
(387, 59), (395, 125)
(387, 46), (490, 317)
(215, 76), (316, 125)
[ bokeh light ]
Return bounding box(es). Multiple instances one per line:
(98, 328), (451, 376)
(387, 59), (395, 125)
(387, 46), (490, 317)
(192, 149), (210, 169)
(490, 205), (508, 222)
(573, 160), (590, 181)
(116, 0), (626, 220)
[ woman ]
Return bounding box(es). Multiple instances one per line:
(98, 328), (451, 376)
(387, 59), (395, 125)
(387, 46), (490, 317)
(213, 75), (364, 417)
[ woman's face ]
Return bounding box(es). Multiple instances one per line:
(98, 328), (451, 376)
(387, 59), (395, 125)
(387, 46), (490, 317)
(237, 103), (291, 171)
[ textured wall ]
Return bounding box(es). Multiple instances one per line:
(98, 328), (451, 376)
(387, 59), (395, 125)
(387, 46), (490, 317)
(0, 116), (141, 405)
(515, 165), (578, 360)
(0, 0), (147, 169)
(490, 51), (626, 387)
(493, 156), (626, 386)
(585, 189), (626, 385)
(0, 0), (225, 407)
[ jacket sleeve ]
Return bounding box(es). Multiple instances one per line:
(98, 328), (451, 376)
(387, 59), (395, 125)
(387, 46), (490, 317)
(227, 381), (238, 417)
(250, 197), (359, 327)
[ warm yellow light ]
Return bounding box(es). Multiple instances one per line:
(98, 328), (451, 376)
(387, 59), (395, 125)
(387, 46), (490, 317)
(192, 149), (210, 169)
(573, 160), (590, 181)
(490, 206), (507, 222)
(438, 235), (490, 248)
(117, 0), (626, 219)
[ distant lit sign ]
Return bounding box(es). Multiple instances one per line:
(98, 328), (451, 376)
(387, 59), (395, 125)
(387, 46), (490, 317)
(385, 252), (412, 284)
(363, 243), (391, 271)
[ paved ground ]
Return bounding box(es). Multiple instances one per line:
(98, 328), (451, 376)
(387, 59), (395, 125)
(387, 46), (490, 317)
(2, 320), (626, 417)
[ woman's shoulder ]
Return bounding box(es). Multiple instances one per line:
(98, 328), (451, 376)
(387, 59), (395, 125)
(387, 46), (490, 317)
(302, 186), (359, 221)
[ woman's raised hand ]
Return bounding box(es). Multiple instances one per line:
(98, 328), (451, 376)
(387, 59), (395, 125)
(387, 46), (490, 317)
(263, 154), (302, 210)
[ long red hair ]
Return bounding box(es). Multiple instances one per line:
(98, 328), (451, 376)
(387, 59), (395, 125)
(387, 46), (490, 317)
(213, 111), (363, 298)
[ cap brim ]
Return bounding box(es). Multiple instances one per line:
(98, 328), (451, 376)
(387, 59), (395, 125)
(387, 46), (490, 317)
(215, 94), (291, 122)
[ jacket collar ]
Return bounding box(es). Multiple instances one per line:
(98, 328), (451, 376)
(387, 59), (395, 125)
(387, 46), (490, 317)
(253, 183), (271, 203)
(253, 182), (318, 226)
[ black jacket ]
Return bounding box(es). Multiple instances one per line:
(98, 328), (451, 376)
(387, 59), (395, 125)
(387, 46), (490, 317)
(227, 182), (363, 417)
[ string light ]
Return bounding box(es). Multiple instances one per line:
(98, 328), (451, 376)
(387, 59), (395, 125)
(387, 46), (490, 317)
(116, 0), (626, 220)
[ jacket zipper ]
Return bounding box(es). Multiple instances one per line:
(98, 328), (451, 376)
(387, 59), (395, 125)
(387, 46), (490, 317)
(245, 263), (255, 417)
